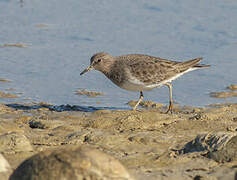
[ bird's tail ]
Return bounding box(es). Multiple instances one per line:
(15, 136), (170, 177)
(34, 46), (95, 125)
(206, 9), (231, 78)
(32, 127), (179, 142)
(179, 57), (210, 69)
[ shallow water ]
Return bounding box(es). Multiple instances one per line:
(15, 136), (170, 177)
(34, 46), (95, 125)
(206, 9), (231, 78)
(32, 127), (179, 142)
(0, 0), (236, 108)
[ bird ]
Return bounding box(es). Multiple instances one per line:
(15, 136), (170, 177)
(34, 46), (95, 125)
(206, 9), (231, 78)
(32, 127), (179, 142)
(80, 52), (210, 113)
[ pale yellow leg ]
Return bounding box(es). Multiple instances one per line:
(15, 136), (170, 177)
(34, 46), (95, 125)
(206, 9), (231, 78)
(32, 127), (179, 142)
(165, 83), (173, 113)
(133, 91), (144, 110)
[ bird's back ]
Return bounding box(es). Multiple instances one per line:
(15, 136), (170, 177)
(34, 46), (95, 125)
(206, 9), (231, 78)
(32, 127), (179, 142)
(114, 54), (209, 86)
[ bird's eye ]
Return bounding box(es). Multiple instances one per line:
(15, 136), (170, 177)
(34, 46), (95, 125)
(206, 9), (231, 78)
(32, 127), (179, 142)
(97, 59), (102, 63)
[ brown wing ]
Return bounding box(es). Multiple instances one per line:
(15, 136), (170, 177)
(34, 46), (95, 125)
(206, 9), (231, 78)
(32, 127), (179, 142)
(120, 54), (181, 84)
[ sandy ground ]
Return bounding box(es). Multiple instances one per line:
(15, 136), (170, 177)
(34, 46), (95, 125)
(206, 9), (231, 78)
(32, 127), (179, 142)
(0, 101), (236, 179)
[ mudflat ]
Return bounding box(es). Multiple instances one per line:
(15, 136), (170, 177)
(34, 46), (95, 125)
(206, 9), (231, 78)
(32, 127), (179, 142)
(0, 102), (236, 179)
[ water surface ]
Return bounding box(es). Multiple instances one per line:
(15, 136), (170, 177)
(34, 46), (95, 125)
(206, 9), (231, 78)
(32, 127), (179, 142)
(0, 0), (236, 108)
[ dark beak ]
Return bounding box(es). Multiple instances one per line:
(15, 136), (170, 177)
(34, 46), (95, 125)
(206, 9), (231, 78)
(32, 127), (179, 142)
(80, 66), (93, 75)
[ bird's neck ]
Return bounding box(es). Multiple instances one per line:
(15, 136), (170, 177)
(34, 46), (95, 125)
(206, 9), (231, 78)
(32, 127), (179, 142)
(99, 59), (116, 76)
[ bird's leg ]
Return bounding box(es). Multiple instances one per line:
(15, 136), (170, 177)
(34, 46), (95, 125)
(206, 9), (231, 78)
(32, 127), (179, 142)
(165, 83), (173, 113)
(133, 91), (144, 110)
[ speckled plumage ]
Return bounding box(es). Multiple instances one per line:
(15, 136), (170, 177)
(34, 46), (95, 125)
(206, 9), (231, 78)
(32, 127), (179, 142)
(80, 52), (210, 112)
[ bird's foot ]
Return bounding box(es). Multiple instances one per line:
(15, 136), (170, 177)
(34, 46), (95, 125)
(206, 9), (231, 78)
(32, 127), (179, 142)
(165, 101), (173, 114)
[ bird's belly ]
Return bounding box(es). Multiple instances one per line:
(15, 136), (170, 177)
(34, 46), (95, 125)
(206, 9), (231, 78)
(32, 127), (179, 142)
(118, 81), (160, 91)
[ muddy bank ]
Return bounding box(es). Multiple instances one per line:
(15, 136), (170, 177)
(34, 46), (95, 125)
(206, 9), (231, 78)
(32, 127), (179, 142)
(0, 102), (236, 179)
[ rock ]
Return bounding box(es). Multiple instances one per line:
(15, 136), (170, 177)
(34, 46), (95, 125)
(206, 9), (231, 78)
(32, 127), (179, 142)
(10, 146), (134, 180)
(29, 119), (65, 130)
(180, 132), (237, 162)
(0, 132), (33, 153)
(29, 120), (46, 129)
(207, 135), (237, 162)
(0, 153), (12, 179)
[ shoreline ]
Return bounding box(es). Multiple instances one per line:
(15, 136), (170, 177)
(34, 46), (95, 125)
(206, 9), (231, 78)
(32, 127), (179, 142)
(0, 102), (236, 179)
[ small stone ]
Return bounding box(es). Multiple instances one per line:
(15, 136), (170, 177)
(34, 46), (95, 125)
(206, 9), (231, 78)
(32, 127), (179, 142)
(29, 121), (46, 129)
(232, 117), (237, 122)
(227, 126), (237, 132)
